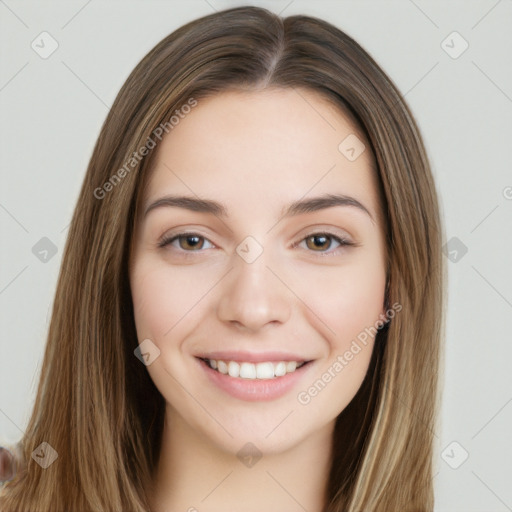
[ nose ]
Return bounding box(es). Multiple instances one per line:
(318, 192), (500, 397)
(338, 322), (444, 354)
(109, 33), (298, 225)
(216, 250), (292, 333)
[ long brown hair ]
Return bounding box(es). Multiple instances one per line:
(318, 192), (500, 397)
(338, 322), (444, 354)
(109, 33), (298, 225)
(0, 6), (445, 511)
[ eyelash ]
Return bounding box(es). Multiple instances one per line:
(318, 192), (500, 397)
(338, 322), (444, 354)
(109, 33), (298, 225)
(157, 231), (355, 257)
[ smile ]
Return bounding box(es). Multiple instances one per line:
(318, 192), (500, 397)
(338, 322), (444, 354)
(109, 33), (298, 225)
(195, 352), (315, 401)
(201, 358), (307, 379)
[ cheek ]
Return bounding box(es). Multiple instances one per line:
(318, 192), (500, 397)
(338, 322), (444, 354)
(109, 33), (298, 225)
(130, 258), (226, 351)
(291, 255), (385, 413)
(293, 257), (386, 343)
(130, 262), (198, 342)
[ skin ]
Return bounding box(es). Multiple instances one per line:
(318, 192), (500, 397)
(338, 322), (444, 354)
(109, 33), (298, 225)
(129, 88), (388, 512)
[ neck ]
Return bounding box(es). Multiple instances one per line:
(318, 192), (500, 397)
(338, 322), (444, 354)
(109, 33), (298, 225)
(149, 406), (334, 512)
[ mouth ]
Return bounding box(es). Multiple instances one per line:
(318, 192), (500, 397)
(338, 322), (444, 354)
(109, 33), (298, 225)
(193, 351), (316, 401)
(197, 357), (311, 380)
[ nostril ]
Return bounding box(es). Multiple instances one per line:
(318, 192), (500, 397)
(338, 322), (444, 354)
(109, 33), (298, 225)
(0, 446), (16, 483)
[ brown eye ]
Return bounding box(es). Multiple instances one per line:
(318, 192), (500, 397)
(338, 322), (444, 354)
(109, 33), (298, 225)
(298, 232), (354, 255)
(178, 235), (205, 251)
(305, 234), (334, 251)
(158, 233), (214, 251)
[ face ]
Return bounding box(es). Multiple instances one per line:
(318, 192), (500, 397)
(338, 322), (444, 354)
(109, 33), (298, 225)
(129, 88), (388, 455)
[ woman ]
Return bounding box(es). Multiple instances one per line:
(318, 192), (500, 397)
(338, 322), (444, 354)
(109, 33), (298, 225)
(0, 6), (445, 511)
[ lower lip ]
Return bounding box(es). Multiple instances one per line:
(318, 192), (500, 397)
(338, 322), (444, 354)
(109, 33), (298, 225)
(196, 358), (313, 402)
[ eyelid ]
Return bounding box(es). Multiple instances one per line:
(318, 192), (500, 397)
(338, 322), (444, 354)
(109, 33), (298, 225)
(157, 230), (216, 250)
(295, 225), (354, 243)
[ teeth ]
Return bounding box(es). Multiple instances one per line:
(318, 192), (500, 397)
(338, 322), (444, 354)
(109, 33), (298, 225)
(286, 361), (297, 372)
(256, 362), (274, 379)
(275, 362), (287, 377)
(206, 358), (306, 379)
(228, 361), (240, 377)
(217, 361), (228, 374)
(240, 362), (256, 379)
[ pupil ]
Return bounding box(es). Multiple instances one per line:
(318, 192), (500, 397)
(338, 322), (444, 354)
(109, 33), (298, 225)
(310, 235), (329, 250)
(183, 235), (202, 250)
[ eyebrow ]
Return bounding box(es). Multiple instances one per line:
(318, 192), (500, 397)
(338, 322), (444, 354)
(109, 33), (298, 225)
(143, 193), (374, 223)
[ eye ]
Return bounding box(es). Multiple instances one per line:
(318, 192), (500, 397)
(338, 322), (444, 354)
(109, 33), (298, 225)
(158, 230), (354, 255)
(158, 232), (214, 252)
(296, 232), (354, 255)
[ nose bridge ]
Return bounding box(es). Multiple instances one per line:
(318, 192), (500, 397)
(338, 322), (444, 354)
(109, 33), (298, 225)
(216, 241), (291, 331)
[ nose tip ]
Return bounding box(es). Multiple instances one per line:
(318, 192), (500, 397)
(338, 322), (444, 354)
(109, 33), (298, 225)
(216, 256), (291, 332)
(227, 310), (283, 334)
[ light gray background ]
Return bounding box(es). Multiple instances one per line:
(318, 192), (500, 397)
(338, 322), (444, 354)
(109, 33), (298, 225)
(1, 1), (511, 510)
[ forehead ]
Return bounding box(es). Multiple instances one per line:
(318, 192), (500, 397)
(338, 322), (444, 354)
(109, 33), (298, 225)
(142, 88), (382, 224)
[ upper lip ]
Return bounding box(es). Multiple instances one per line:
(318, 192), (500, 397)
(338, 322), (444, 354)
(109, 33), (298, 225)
(195, 351), (311, 363)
